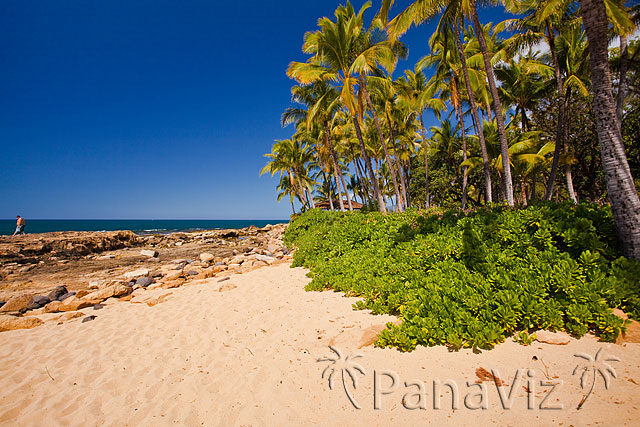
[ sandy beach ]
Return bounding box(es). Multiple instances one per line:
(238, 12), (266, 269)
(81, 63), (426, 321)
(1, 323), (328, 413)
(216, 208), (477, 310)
(1, 261), (638, 426)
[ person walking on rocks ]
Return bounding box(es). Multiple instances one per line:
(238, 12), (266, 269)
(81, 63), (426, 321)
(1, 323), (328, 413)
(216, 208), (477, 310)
(12, 215), (26, 236)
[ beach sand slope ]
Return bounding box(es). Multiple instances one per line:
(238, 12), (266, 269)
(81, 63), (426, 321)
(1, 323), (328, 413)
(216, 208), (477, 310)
(0, 263), (638, 426)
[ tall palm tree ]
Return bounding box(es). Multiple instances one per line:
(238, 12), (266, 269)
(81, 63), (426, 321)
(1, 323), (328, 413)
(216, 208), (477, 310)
(396, 68), (445, 209)
(579, 0), (640, 260)
(389, 0), (495, 203)
(288, 1), (402, 213)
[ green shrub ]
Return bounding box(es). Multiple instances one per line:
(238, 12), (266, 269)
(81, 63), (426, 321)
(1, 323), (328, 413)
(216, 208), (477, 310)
(284, 203), (640, 352)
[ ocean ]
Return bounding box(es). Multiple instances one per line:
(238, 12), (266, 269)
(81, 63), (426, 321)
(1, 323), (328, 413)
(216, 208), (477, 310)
(0, 219), (288, 236)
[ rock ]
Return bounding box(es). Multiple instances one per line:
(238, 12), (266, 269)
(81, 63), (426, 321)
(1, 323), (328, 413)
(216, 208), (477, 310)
(218, 283), (237, 292)
(58, 292), (76, 302)
(83, 284), (131, 302)
(48, 311), (85, 324)
(0, 294), (34, 313)
(217, 277), (230, 282)
(187, 270), (199, 276)
(255, 254), (275, 264)
(0, 302), (4, 309)
(214, 261), (225, 266)
(534, 330), (572, 345)
(200, 253), (215, 263)
(58, 296), (94, 312)
(25, 295), (50, 311)
(161, 279), (185, 289)
(140, 249), (159, 257)
(613, 310), (640, 344)
(75, 290), (90, 298)
(44, 301), (62, 313)
(93, 304), (105, 310)
(123, 268), (150, 280)
(0, 315), (44, 332)
(135, 277), (154, 287)
(164, 271), (183, 281)
(82, 315), (97, 323)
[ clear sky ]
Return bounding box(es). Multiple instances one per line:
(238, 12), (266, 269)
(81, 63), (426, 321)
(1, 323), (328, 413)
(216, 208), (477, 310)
(0, 0), (506, 219)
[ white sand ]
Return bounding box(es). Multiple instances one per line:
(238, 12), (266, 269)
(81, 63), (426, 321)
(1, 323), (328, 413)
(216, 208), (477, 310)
(0, 263), (639, 426)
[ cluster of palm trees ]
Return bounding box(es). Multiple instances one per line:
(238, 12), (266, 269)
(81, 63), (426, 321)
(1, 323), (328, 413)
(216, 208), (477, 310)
(262, 0), (640, 260)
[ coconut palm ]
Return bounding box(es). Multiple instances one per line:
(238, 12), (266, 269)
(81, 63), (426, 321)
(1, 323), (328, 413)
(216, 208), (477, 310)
(579, 0), (640, 260)
(288, 1), (405, 213)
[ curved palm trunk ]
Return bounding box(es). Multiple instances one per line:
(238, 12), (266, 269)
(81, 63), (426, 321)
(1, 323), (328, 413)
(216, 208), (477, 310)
(289, 195), (296, 215)
(616, 34), (628, 131)
(289, 170), (307, 210)
(352, 114), (386, 213)
(563, 87), (578, 204)
(419, 114), (430, 209)
(544, 28), (567, 201)
(580, 0), (640, 260)
(470, 3), (514, 206)
(454, 20), (492, 203)
(360, 76), (403, 212)
(386, 112), (408, 210)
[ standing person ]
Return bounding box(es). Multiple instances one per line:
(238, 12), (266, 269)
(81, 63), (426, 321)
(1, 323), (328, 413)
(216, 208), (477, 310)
(12, 215), (26, 236)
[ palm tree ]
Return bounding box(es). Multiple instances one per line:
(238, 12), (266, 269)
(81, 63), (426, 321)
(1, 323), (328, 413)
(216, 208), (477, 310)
(579, 0), (640, 260)
(390, 0), (495, 204)
(261, 138), (316, 211)
(288, 1), (402, 213)
(396, 68), (446, 209)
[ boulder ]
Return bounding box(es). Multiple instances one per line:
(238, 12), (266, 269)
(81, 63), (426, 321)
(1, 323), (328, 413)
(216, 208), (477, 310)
(25, 295), (50, 311)
(140, 249), (159, 257)
(255, 254), (275, 265)
(161, 279), (185, 289)
(82, 315), (97, 323)
(135, 277), (154, 287)
(83, 284), (131, 302)
(58, 292), (76, 302)
(0, 294), (34, 313)
(164, 271), (183, 281)
(123, 268), (150, 280)
(44, 301), (62, 313)
(75, 290), (90, 298)
(199, 253), (215, 263)
(58, 296), (94, 312)
(187, 270), (199, 276)
(534, 330), (572, 345)
(0, 315), (44, 332)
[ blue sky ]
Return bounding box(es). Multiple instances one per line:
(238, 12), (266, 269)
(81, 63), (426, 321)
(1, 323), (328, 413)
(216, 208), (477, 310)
(0, 0), (507, 219)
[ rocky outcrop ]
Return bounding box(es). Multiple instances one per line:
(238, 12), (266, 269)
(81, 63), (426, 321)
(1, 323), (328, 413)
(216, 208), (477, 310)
(0, 230), (140, 262)
(0, 315), (44, 332)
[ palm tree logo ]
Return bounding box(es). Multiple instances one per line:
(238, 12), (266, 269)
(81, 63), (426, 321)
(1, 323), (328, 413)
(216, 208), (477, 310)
(318, 346), (366, 409)
(572, 348), (620, 409)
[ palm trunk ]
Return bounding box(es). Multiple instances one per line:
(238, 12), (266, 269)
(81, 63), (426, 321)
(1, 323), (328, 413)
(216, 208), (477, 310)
(289, 196), (296, 215)
(324, 120), (349, 211)
(387, 112), (408, 210)
(454, 19), (492, 203)
(544, 27), (567, 201)
(321, 168), (335, 210)
(616, 34), (628, 131)
(470, 2), (514, 206)
(352, 114), (386, 213)
(419, 113), (431, 209)
(289, 170), (307, 210)
(354, 158), (371, 203)
(563, 87), (578, 204)
(457, 101), (469, 210)
(580, 0), (640, 260)
(360, 76), (402, 212)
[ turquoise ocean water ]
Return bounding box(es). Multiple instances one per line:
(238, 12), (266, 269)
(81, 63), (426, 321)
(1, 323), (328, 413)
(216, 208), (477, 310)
(0, 219), (288, 236)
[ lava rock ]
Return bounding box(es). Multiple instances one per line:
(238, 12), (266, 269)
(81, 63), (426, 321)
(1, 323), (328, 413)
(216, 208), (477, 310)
(135, 277), (154, 287)
(47, 286), (68, 302)
(58, 292), (76, 302)
(187, 270), (199, 276)
(82, 315), (97, 323)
